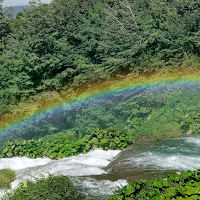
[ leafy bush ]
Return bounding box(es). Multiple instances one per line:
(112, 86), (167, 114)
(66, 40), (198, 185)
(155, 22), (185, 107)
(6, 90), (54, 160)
(0, 169), (16, 189)
(83, 128), (133, 151)
(0, 128), (133, 159)
(4, 174), (76, 200)
(108, 169), (200, 200)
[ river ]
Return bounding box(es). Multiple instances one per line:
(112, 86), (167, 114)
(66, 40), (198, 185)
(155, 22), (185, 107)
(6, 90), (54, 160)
(0, 135), (200, 199)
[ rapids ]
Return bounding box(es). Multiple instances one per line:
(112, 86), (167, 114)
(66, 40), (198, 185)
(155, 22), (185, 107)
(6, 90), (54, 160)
(0, 135), (200, 199)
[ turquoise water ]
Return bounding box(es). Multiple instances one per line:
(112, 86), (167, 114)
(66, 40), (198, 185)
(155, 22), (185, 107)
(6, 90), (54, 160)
(101, 135), (200, 183)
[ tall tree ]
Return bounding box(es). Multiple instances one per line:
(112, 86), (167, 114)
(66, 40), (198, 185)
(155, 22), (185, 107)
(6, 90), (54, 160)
(0, 0), (11, 40)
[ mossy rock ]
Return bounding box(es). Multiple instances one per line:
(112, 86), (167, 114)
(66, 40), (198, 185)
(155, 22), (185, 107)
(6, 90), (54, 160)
(0, 169), (16, 189)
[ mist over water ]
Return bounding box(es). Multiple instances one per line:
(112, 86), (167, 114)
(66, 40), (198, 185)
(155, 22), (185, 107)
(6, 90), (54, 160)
(0, 136), (200, 199)
(1, 83), (200, 144)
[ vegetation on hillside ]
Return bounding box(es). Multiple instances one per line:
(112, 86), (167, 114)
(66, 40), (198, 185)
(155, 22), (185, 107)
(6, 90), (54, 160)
(0, 0), (200, 117)
(2, 5), (31, 19)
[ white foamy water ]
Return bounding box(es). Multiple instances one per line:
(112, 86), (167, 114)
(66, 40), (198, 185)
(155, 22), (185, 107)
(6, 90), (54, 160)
(0, 157), (51, 170)
(73, 177), (127, 198)
(0, 190), (6, 200)
(124, 136), (200, 172)
(130, 152), (200, 171)
(184, 136), (200, 146)
(12, 149), (121, 178)
(0, 149), (124, 200)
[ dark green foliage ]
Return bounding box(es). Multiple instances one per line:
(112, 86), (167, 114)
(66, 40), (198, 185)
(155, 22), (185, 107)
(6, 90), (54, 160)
(4, 174), (76, 200)
(103, 0), (200, 69)
(0, 132), (77, 159)
(0, 168), (16, 189)
(108, 169), (200, 200)
(81, 128), (133, 151)
(0, 1), (11, 40)
(0, 128), (132, 159)
(0, 0), (200, 116)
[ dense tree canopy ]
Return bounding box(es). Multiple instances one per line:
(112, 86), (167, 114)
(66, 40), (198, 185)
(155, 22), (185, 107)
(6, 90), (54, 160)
(0, 0), (200, 121)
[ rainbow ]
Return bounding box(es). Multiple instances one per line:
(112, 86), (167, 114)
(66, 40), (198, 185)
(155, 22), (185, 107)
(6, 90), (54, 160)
(0, 68), (200, 142)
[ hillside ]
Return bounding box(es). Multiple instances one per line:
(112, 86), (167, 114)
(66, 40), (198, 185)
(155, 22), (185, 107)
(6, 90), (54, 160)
(0, 0), (199, 117)
(2, 5), (31, 18)
(0, 0), (199, 140)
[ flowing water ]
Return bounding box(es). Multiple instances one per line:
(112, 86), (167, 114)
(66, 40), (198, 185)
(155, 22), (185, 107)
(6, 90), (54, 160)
(0, 135), (200, 199)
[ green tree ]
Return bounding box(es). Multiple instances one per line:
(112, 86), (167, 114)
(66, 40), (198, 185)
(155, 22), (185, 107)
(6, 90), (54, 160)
(0, 0), (11, 40)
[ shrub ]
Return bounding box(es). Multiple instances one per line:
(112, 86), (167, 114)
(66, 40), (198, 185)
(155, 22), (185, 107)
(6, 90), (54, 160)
(108, 169), (200, 200)
(5, 174), (77, 200)
(82, 128), (133, 151)
(0, 128), (133, 159)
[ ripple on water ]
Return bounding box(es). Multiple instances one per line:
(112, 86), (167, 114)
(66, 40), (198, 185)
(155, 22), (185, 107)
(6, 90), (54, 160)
(129, 152), (200, 171)
(72, 177), (127, 199)
(184, 136), (200, 146)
